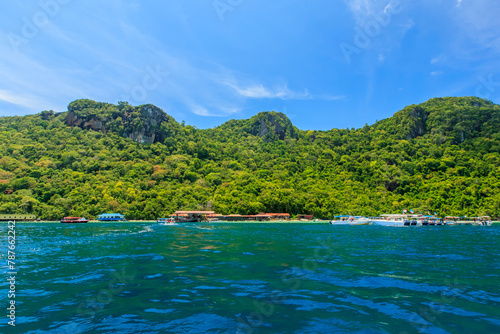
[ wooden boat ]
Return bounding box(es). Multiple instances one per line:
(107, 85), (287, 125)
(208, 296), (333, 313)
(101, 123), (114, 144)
(61, 217), (89, 224)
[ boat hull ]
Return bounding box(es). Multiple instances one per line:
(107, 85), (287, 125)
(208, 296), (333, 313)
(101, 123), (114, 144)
(330, 219), (372, 226)
(60, 218), (89, 223)
(157, 218), (175, 224)
(372, 220), (407, 227)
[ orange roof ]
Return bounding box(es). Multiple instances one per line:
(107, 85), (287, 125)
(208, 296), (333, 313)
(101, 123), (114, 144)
(170, 213), (188, 217)
(174, 211), (215, 214)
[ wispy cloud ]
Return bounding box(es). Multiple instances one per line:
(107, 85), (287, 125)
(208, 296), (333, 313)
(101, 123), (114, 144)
(225, 82), (311, 100)
(430, 56), (441, 64)
(344, 0), (404, 25)
(344, 0), (378, 25)
(342, 0), (411, 62)
(0, 6), (311, 118)
(190, 103), (241, 117)
(0, 89), (49, 110)
(0, 1), (347, 124)
(452, 0), (500, 53)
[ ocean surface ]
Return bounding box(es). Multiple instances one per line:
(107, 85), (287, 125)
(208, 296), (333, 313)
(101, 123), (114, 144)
(1, 222), (500, 333)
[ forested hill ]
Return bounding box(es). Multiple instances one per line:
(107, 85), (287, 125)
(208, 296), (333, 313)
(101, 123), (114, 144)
(1, 96), (500, 220)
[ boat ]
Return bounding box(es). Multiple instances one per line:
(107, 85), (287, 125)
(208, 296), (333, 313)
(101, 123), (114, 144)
(61, 217), (89, 224)
(330, 216), (372, 225)
(371, 214), (421, 227)
(479, 216), (493, 226)
(444, 216), (460, 225)
(446, 216), (491, 226)
(419, 216), (446, 226)
(157, 218), (175, 224)
(97, 213), (126, 221)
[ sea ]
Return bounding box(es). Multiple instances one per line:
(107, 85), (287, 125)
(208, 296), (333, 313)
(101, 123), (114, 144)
(1, 222), (499, 333)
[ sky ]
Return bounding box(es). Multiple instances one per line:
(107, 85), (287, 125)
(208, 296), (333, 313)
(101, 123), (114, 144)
(1, 0), (499, 130)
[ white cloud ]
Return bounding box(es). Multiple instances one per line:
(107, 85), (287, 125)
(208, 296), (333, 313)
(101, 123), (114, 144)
(0, 2), (345, 120)
(225, 82), (311, 100)
(456, 0), (463, 7)
(0, 90), (47, 110)
(430, 71), (444, 76)
(452, 1), (500, 53)
(189, 102), (240, 117)
(344, 0), (378, 24)
(191, 105), (211, 117)
(344, 0), (404, 25)
(430, 56), (441, 64)
(384, 2), (398, 13)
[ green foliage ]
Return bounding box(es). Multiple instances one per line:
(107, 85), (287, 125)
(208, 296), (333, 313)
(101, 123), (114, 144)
(1, 96), (500, 220)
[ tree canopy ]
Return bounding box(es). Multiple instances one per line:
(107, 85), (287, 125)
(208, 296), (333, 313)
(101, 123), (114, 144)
(1, 96), (499, 220)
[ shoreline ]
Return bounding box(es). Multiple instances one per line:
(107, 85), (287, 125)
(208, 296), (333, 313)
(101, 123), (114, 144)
(1, 220), (499, 224)
(2, 220), (327, 224)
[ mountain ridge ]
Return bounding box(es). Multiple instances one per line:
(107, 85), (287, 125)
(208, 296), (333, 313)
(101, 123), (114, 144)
(0, 96), (499, 220)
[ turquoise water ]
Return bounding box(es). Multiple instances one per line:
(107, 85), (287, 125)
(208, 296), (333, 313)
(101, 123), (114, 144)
(1, 223), (500, 333)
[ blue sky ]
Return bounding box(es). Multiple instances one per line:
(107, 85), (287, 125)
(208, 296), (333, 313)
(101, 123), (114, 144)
(1, 0), (499, 130)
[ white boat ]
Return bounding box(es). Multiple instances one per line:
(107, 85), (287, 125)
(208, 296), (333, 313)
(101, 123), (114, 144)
(419, 216), (446, 226)
(371, 214), (420, 227)
(479, 216), (493, 226)
(330, 216), (372, 225)
(446, 216), (492, 226)
(444, 216), (460, 226)
(157, 218), (175, 225)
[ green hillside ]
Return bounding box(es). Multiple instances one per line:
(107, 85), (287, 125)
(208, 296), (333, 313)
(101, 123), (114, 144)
(1, 96), (499, 220)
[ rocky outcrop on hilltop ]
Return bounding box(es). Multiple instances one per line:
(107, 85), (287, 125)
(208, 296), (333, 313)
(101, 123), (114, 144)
(65, 99), (179, 143)
(216, 111), (299, 142)
(246, 111), (299, 142)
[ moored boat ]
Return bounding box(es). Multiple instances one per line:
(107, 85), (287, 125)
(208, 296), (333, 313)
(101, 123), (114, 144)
(444, 216), (460, 225)
(479, 216), (493, 226)
(419, 216), (445, 226)
(61, 217), (89, 224)
(372, 214), (420, 227)
(330, 216), (372, 225)
(97, 213), (126, 221)
(446, 216), (491, 226)
(157, 217), (175, 224)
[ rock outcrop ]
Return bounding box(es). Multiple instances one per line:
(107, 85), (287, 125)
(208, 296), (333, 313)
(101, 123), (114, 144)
(247, 111), (299, 142)
(65, 99), (179, 144)
(66, 111), (106, 132)
(406, 106), (428, 140)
